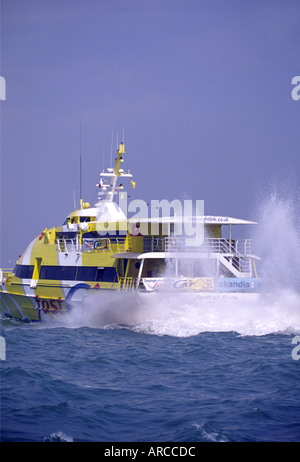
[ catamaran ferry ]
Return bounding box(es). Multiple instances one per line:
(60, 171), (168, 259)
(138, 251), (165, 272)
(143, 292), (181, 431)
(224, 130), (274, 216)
(0, 142), (261, 322)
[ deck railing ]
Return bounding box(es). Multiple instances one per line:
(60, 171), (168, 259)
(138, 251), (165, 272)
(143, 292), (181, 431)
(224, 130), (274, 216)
(55, 237), (127, 254)
(118, 277), (137, 291)
(55, 235), (253, 260)
(144, 237), (253, 257)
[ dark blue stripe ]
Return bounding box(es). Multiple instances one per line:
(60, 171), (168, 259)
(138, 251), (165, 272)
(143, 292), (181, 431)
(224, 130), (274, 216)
(14, 265), (118, 282)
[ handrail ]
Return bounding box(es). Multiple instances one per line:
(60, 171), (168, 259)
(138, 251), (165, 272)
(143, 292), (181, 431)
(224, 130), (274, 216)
(118, 277), (137, 291)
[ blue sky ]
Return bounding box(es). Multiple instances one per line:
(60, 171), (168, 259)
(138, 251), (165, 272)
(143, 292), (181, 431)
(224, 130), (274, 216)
(1, 0), (300, 267)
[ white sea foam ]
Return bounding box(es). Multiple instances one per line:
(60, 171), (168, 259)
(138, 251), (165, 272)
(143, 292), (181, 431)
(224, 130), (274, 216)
(42, 431), (74, 442)
(253, 192), (300, 292)
(60, 286), (300, 338)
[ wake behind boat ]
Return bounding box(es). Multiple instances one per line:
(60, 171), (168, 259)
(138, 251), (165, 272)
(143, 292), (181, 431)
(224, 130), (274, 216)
(0, 142), (261, 321)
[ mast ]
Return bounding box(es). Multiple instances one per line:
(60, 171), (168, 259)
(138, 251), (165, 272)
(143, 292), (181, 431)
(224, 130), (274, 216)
(95, 142), (135, 205)
(111, 141), (125, 197)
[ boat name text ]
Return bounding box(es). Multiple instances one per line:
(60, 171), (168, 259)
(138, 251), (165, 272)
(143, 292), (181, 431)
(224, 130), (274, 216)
(35, 296), (64, 313)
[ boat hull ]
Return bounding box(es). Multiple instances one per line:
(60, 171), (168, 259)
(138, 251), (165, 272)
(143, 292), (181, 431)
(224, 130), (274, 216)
(0, 291), (67, 322)
(0, 284), (261, 322)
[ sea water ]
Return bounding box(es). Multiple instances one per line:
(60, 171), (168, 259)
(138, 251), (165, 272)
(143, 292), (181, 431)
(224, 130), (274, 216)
(1, 195), (300, 443)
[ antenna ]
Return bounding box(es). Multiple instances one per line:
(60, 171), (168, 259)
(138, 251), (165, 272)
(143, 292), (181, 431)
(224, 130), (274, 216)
(102, 142), (105, 171)
(79, 117), (83, 208)
(110, 126), (114, 168)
